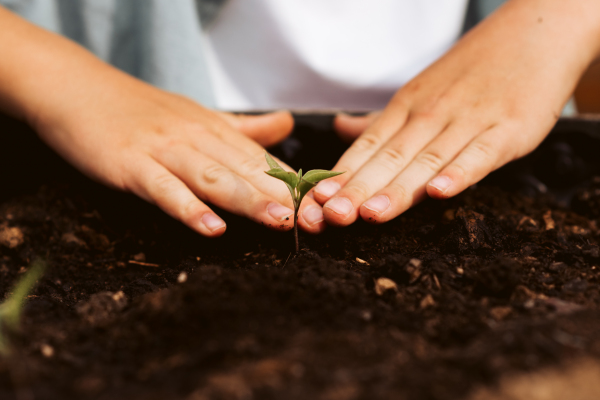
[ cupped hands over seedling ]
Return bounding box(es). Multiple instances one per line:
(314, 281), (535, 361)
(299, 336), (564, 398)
(265, 153), (343, 253)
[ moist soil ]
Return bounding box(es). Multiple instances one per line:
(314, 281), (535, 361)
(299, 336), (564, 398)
(2, 114), (600, 400)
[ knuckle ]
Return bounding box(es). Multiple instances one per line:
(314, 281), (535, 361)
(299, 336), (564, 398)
(387, 181), (409, 202)
(201, 164), (231, 185)
(450, 162), (469, 180)
(153, 139), (180, 161)
(238, 156), (261, 174)
(180, 198), (203, 219)
(345, 180), (371, 200)
(409, 97), (451, 124)
(377, 147), (407, 171)
(154, 173), (178, 195)
(410, 109), (436, 123)
(246, 192), (270, 215)
(468, 140), (495, 161)
(353, 133), (382, 152)
(416, 150), (446, 172)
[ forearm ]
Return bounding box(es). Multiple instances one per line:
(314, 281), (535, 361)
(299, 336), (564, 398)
(466, 0), (600, 87)
(0, 6), (148, 127)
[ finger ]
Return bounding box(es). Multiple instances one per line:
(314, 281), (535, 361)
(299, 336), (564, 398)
(218, 111), (295, 147)
(426, 124), (521, 200)
(321, 114), (450, 226)
(126, 157), (227, 237)
(359, 122), (487, 223)
(333, 111), (381, 143)
(182, 133), (326, 234)
(313, 98), (411, 204)
(155, 145), (301, 231)
(297, 190), (327, 234)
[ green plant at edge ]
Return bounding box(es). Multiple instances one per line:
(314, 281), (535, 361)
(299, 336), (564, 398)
(0, 259), (45, 355)
(264, 152), (344, 253)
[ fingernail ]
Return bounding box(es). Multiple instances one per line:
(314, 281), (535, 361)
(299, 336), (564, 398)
(429, 176), (452, 193)
(325, 197), (353, 217)
(201, 213), (226, 232)
(267, 202), (294, 221)
(363, 195), (390, 214)
(302, 205), (324, 226)
(315, 181), (341, 198)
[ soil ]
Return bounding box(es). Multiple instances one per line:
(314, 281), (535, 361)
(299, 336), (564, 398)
(2, 113), (600, 400)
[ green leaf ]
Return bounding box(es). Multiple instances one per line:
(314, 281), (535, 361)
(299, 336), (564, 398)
(265, 152), (283, 170)
(0, 258), (45, 354)
(265, 169), (299, 189)
(0, 259), (45, 329)
(302, 170), (345, 184)
(297, 179), (316, 204)
(263, 153), (346, 214)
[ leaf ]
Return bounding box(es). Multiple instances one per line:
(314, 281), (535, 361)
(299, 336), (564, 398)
(297, 179), (316, 204)
(265, 169), (299, 189)
(265, 152), (299, 200)
(302, 170), (345, 184)
(0, 259), (45, 329)
(265, 152), (283, 170)
(0, 258), (45, 354)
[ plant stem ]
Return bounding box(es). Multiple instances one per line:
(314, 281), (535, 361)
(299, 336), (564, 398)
(293, 209), (299, 253)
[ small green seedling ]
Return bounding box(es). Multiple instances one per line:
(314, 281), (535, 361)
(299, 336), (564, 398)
(0, 259), (45, 355)
(264, 153), (344, 253)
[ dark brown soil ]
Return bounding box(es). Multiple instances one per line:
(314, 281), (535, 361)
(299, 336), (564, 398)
(2, 114), (600, 400)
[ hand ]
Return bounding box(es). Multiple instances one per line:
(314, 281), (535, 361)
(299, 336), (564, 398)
(0, 7), (328, 238)
(313, 0), (600, 226)
(33, 80), (329, 237)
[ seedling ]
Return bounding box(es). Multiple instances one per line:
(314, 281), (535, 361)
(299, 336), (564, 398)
(0, 259), (45, 354)
(264, 153), (344, 252)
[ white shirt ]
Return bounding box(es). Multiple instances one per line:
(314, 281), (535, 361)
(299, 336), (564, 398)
(202, 0), (468, 111)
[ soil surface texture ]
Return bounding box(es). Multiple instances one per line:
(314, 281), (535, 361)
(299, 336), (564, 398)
(2, 114), (600, 400)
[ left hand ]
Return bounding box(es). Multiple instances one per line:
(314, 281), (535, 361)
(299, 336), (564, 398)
(313, 0), (600, 226)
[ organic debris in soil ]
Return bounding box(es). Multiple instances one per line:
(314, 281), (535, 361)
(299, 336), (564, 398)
(2, 116), (600, 399)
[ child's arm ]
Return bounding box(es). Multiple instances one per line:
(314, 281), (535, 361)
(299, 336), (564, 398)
(0, 6), (327, 236)
(314, 0), (600, 226)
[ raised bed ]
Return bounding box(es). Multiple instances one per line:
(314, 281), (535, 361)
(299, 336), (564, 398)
(1, 113), (600, 400)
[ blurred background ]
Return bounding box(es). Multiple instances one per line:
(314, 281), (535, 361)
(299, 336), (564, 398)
(575, 63), (600, 115)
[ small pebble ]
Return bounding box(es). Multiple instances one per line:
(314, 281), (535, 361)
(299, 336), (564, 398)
(456, 267), (464, 275)
(375, 277), (397, 295)
(409, 258), (422, 268)
(420, 294), (435, 309)
(543, 210), (555, 230)
(41, 344), (54, 358)
(490, 306), (512, 321)
(61, 232), (86, 246)
(177, 271), (188, 283)
(0, 225), (24, 249)
(360, 310), (372, 321)
(112, 291), (126, 303)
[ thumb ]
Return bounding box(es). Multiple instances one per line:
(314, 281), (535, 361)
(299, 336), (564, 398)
(219, 111), (295, 147)
(334, 111), (381, 143)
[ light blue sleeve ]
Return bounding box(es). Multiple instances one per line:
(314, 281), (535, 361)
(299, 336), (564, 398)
(0, 0), (215, 107)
